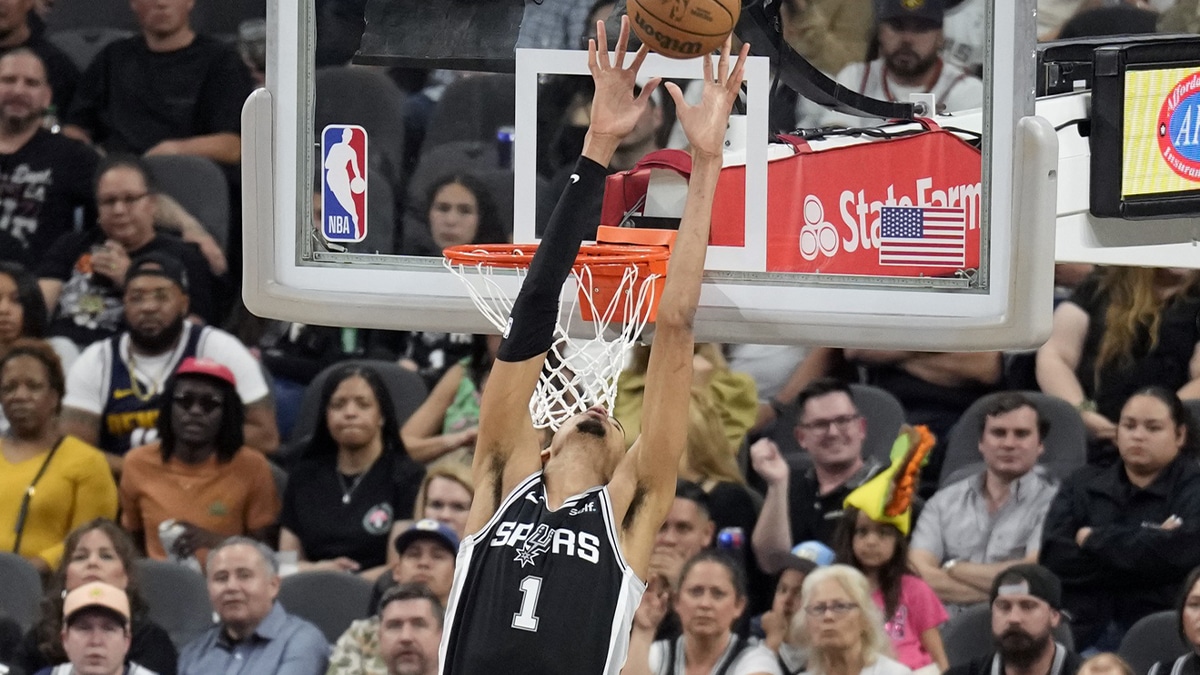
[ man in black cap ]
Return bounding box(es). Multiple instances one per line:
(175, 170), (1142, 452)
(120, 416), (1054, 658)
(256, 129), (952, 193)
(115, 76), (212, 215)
(60, 252), (278, 467)
(818, 0), (983, 126)
(945, 564), (1083, 675)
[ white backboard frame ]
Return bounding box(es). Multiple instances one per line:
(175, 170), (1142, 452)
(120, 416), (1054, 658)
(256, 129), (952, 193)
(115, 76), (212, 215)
(243, 0), (1059, 350)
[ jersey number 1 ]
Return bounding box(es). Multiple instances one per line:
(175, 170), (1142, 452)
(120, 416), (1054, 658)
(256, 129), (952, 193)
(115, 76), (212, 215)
(511, 576), (542, 632)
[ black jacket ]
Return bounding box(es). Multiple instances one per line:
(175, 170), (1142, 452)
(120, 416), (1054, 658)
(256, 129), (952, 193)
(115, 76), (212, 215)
(946, 646), (1083, 675)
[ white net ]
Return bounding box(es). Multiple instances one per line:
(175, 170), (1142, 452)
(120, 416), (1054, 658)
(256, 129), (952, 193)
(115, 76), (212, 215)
(444, 253), (663, 430)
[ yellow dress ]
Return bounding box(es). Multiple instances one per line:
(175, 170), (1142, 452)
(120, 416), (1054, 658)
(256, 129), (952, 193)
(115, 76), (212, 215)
(0, 436), (118, 568)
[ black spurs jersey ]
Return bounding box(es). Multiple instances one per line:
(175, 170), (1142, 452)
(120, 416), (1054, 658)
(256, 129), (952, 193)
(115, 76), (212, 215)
(440, 471), (646, 675)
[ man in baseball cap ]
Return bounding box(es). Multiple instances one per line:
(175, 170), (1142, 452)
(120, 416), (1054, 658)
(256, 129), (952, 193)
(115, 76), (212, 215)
(945, 564), (1083, 675)
(50, 581), (156, 675)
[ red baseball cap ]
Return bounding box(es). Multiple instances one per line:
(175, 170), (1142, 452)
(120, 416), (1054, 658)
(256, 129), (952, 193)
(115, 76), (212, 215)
(175, 357), (237, 387)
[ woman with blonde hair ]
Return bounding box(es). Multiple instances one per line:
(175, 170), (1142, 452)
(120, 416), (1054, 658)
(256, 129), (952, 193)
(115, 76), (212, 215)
(409, 461), (474, 537)
(793, 565), (911, 675)
(1037, 266), (1200, 462)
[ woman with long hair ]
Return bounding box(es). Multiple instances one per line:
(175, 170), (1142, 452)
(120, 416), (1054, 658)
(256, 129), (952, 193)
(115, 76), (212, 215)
(409, 462), (474, 537)
(1148, 566), (1200, 675)
(0, 262), (48, 433)
(280, 364), (425, 580)
(793, 565), (911, 675)
(400, 334), (498, 466)
(13, 518), (177, 675)
(1037, 266), (1200, 461)
(0, 339), (116, 574)
(119, 357), (280, 563)
(1042, 386), (1200, 652)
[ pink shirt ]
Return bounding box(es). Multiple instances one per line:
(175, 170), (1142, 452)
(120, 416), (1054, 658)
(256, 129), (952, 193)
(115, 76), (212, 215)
(871, 574), (948, 670)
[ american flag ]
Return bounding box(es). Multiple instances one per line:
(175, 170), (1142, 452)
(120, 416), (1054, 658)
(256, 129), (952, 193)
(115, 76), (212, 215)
(878, 205), (967, 268)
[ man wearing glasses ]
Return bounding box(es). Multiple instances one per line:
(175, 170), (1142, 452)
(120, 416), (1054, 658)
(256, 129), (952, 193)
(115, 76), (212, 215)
(750, 378), (884, 574)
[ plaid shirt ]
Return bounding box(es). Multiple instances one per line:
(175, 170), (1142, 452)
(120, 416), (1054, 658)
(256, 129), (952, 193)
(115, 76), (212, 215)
(325, 618), (386, 675)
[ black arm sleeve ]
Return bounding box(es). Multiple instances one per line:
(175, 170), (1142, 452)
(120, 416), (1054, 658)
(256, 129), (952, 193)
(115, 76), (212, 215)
(496, 155), (608, 363)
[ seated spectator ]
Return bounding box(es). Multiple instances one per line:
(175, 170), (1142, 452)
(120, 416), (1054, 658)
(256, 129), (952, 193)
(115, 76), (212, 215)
(406, 462), (474, 537)
(0, 261), (47, 431)
(377, 584), (443, 675)
(751, 379), (885, 568)
(818, 0), (984, 127)
(1081, 654), (1133, 675)
(617, 344), (757, 452)
(1037, 266), (1200, 463)
(0, 49), (96, 270)
(751, 541), (837, 675)
(396, 329), (476, 392)
(836, 437), (949, 674)
(38, 155), (218, 350)
(1148, 566), (1200, 675)
(59, 253), (277, 467)
(650, 481), (717, 594)
(62, 0), (252, 166)
(0, 339), (116, 573)
(682, 388), (760, 534)
(15, 519), (177, 675)
(624, 550), (782, 675)
(944, 564), (1082, 675)
(281, 364), (425, 580)
(330, 520), (458, 675)
(401, 334), (497, 466)
(1040, 387), (1200, 651)
(33, 581), (153, 675)
(403, 173), (509, 257)
(179, 537), (329, 675)
(909, 392), (1059, 614)
(119, 357), (280, 563)
(0, 2), (78, 111)
(793, 565), (910, 675)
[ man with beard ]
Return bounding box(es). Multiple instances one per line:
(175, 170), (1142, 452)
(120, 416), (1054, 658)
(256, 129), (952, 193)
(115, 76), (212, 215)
(60, 253), (278, 470)
(0, 48), (96, 269)
(945, 564), (1082, 675)
(379, 584), (443, 675)
(0, 0), (79, 111)
(817, 0), (983, 127)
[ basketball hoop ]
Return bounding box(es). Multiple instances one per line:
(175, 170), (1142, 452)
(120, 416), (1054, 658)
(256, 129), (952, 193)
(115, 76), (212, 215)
(444, 227), (674, 430)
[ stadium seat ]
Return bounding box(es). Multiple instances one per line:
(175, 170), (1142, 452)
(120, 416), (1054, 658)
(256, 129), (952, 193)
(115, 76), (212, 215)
(942, 603), (1074, 667)
(422, 74), (516, 154)
(938, 391), (1086, 488)
(769, 383), (906, 468)
(1118, 610), (1188, 675)
(0, 552), (42, 631)
(278, 570), (373, 643)
(134, 559), (214, 649)
(280, 360), (429, 464)
(1184, 399), (1200, 429)
(143, 155), (231, 250)
(314, 66), (408, 193)
(46, 28), (134, 71)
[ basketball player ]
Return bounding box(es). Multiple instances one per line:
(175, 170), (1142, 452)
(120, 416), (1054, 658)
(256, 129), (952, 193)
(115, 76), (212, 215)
(438, 16), (749, 675)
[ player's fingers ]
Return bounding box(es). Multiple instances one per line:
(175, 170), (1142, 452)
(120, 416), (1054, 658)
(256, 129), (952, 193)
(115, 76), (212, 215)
(663, 81), (687, 110)
(717, 36), (731, 82)
(596, 20), (611, 70)
(727, 42), (751, 93)
(587, 38), (598, 74)
(614, 15), (629, 66)
(701, 48), (714, 83)
(634, 76), (661, 107)
(629, 43), (651, 75)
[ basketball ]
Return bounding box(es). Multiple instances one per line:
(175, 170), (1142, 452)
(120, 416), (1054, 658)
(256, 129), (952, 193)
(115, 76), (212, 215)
(350, 177), (366, 194)
(627, 0), (740, 60)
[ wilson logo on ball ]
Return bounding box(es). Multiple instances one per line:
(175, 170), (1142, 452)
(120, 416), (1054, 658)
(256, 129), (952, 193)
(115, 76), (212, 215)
(628, 0), (739, 59)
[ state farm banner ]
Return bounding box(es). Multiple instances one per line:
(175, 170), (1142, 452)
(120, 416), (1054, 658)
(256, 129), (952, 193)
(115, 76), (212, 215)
(601, 122), (983, 278)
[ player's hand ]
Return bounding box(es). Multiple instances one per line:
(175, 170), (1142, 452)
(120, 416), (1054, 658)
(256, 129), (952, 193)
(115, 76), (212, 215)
(665, 37), (750, 161)
(749, 438), (789, 487)
(632, 574), (670, 633)
(586, 15), (660, 145)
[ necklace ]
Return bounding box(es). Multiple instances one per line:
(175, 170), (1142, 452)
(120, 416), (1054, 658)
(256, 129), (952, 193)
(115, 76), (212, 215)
(125, 345), (176, 402)
(336, 469), (368, 505)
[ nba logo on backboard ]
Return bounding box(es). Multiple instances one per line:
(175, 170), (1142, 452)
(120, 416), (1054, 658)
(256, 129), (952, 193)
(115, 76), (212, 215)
(321, 124), (368, 242)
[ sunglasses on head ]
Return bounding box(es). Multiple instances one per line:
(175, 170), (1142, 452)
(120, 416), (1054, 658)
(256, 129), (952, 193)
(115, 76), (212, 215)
(173, 392), (223, 413)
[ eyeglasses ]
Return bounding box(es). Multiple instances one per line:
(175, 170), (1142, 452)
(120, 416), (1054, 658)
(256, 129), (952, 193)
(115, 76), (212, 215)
(173, 392), (223, 414)
(97, 192), (150, 210)
(798, 414), (860, 433)
(804, 601), (859, 617)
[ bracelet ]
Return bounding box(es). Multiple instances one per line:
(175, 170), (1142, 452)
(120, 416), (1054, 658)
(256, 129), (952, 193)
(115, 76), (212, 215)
(1076, 398), (1097, 413)
(942, 558), (959, 572)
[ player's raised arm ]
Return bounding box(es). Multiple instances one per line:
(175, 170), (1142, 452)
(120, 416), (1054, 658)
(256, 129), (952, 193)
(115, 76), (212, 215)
(611, 37), (750, 572)
(468, 16), (663, 532)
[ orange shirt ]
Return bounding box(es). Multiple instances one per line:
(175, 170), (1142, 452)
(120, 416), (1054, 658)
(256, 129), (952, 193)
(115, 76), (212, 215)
(119, 442), (280, 561)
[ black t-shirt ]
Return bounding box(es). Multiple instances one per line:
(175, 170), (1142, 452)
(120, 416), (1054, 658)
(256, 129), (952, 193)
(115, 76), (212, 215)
(786, 460), (883, 546)
(65, 34), (252, 157)
(38, 228), (217, 347)
(281, 450), (425, 570)
(0, 129), (97, 268)
(5, 32), (81, 112)
(1069, 275), (1200, 422)
(16, 615), (178, 675)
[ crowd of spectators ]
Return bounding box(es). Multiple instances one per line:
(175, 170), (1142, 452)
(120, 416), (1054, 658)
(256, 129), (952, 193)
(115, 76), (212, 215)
(1, 0), (1200, 675)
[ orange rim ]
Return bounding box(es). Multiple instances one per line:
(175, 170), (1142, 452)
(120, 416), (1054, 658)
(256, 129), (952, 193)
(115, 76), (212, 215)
(444, 243), (670, 271)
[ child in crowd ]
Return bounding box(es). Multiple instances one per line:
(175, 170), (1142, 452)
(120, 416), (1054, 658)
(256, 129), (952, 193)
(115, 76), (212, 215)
(835, 427), (949, 675)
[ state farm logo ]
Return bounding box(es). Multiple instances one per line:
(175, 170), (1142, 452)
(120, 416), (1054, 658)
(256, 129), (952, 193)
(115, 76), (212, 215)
(799, 195), (838, 261)
(1157, 71), (1200, 182)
